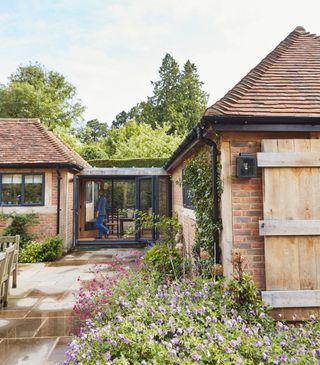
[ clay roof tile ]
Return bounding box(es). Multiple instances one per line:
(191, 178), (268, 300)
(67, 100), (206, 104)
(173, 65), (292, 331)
(205, 27), (320, 117)
(0, 119), (90, 169)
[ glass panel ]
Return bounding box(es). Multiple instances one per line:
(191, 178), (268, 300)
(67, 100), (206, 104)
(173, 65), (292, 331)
(85, 181), (93, 203)
(139, 178), (153, 240)
(159, 177), (169, 216)
(113, 179), (135, 239)
(182, 168), (193, 209)
(84, 181), (96, 230)
(24, 174), (43, 204)
(2, 174), (22, 205)
(85, 180), (108, 231)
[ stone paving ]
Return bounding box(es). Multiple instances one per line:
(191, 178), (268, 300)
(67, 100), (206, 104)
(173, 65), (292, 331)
(0, 246), (145, 365)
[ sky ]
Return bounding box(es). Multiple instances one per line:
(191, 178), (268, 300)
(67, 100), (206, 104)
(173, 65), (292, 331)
(1, 0), (320, 125)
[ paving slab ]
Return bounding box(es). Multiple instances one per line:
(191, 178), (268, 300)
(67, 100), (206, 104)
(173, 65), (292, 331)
(0, 246), (145, 364)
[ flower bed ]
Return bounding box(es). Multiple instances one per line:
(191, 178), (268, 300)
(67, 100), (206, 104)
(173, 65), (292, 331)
(64, 254), (320, 365)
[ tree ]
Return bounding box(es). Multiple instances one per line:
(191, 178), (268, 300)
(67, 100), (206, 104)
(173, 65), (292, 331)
(150, 53), (181, 129)
(79, 144), (108, 161)
(104, 120), (182, 159)
(0, 62), (85, 129)
(178, 60), (209, 132)
(112, 54), (208, 136)
(75, 119), (108, 143)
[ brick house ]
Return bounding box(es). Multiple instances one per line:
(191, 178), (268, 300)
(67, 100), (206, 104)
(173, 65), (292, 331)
(0, 118), (90, 251)
(165, 26), (320, 313)
(3, 26), (320, 313)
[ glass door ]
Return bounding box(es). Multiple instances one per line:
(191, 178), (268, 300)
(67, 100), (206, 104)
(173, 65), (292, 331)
(136, 177), (154, 241)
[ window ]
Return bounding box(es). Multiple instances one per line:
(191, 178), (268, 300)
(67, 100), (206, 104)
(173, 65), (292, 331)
(0, 173), (44, 206)
(182, 169), (193, 209)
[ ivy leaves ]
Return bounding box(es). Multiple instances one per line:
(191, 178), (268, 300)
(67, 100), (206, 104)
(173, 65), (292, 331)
(183, 146), (222, 276)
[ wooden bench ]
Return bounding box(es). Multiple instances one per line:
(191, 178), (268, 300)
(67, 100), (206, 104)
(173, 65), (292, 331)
(0, 236), (20, 288)
(0, 244), (16, 306)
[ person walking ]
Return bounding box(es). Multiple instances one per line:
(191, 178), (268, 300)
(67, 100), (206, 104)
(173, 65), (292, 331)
(95, 188), (110, 239)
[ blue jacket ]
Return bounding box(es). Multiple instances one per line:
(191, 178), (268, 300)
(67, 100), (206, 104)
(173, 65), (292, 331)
(96, 196), (107, 216)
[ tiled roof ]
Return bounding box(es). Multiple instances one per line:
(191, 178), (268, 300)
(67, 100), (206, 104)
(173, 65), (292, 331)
(0, 119), (91, 169)
(205, 26), (320, 117)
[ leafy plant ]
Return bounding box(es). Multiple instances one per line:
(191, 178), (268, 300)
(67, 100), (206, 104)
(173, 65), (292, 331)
(0, 213), (39, 247)
(19, 235), (63, 263)
(144, 243), (184, 281)
(227, 249), (268, 323)
(133, 211), (181, 246)
(103, 120), (183, 159)
(182, 146), (222, 277)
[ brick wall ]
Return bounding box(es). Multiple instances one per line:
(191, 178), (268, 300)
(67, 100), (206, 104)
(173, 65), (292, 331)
(28, 214), (57, 239)
(67, 172), (74, 245)
(0, 167), (75, 250)
(229, 141), (265, 289)
(169, 141), (265, 288)
(171, 163), (196, 255)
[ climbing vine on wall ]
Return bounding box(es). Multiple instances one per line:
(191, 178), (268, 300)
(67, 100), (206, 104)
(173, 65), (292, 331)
(183, 145), (222, 276)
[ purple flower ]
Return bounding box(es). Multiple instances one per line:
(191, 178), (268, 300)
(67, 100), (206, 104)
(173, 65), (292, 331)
(310, 314), (316, 321)
(118, 334), (129, 344)
(215, 333), (224, 342)
(262, 352), (268, 361)
(280, 354), (287, 363)
(191, 352), (200, 361)
(104, 352), (111, 361)
(230, 340), (238, 348)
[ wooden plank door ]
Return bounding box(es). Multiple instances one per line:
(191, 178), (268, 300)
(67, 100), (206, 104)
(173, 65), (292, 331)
(258, 139), (320, 291)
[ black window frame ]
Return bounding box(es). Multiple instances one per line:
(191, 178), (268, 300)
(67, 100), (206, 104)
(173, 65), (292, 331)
(182, 168), (194, 210)
(0, 173), (45, 207)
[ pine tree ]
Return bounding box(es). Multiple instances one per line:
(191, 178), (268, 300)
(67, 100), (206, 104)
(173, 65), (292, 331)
(179, 60), (209, 132)
(112, 54), (208, 136)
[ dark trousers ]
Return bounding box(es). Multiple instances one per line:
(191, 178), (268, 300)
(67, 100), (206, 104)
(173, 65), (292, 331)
(96, 215), (109, 238)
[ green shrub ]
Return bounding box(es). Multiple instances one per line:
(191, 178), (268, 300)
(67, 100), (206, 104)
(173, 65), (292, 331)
(144, 243), (184, 281)
(19, 236), (63, 263)
(0, 213), (39, 247)
(88, 157), (167, 168)
(79, 144), (107, 161)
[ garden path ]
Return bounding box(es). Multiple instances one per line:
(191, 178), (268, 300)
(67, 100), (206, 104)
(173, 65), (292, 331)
(0, 247), (145, 365)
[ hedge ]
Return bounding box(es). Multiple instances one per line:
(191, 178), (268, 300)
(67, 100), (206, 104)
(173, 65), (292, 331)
(88, 157), (168, 168)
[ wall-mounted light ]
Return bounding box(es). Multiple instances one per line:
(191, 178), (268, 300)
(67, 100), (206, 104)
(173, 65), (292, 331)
(236, 153), (257, 178)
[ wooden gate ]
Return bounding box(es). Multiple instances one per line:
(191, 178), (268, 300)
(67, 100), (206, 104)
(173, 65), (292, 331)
(258, 139), (320, 306)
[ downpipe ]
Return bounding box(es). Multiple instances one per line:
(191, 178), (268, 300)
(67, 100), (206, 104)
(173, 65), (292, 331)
(56, 166), (62, 235)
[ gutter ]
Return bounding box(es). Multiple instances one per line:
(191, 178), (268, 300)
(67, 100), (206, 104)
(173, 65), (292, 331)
(164, 114), (320, 171)
(56, 166), (62, 235)
(196, 126), (221, 266)
(0, 162), (83, 172)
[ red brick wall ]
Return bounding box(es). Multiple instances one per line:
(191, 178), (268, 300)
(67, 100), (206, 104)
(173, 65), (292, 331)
(28, 214), (57, 239)
(0, 169), (69, 245)
(229, 141), (265, 289)
(67, 172), (74, 244)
